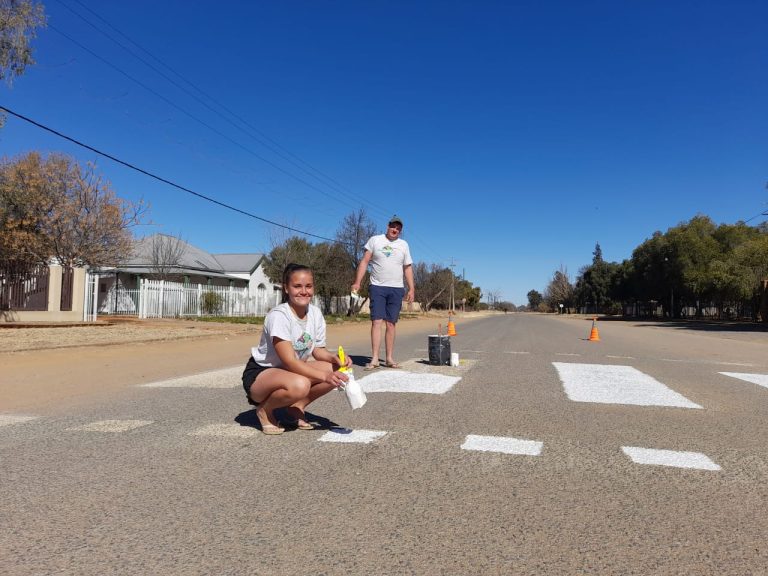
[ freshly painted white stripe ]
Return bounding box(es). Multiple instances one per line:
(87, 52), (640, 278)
(719, 372), (768, 389)
(358, 370), (460, 394)
(606, 355), (635, 360)
(189, 424), (261, 438)
(69, 419), (152, 432)
(504, 351), (531, 355)
(461, 434), (543, 456)
(0, 415), (38, 427)
(141, 366), (242, 388)
(622, 446), (720, 471)
(318, 429), (387, 443)
(556, 353), (581, 356)
(552, 362), (702, 408)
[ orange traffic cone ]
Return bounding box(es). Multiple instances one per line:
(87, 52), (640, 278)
(447, 320), (457, 336)
(588, 317), (600, 342)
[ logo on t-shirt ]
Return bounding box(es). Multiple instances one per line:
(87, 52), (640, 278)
(294, 331), (313, 360)
(381, 245), (394, 257)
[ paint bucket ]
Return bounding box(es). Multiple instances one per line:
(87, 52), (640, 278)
(428, 335), (451, 366)
(450, 352), (460, 367)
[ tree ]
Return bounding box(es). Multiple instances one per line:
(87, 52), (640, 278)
(335, 208), (376, 314)
(544, 265), (574, 312)
(575, 243), (620, 314)
(1, 0), (46, 126)
(413, 262), (453, 311)
(262, 236), (314, 285)
(0, 152), (147, 271)
(148, 233), (187, 281)
(527, 289), (543, 310)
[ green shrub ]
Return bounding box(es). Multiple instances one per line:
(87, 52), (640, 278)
(200, 291), (224, 315)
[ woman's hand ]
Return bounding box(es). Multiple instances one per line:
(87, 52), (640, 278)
(326, 370), (349, 388)
(333, 353), (353, 370)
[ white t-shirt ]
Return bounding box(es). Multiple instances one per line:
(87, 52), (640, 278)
(251, 303), (326, 367)
(364, 234), (413, 288)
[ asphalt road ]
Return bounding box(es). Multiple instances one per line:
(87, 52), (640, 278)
(2, 314), (767, 575)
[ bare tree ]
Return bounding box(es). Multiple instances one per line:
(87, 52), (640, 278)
(149, 233), (187, 281)
(0, 152), (147, 270)
(485, 289), (502, 309)
(336, 208), (377, 314)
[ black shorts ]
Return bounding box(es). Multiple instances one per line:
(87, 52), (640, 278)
(242, 356), (273, 399)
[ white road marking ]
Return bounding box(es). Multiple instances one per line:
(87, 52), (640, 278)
(68, 419), (153, 432)
(318, 429), (387, 443)
(461, 435), (543, 456)
(621, 446), (721, 471)
(555, 353), (582, 357)
(719, 372), (768, 389)
(460, 350), (486, 354)
(552, 362), (702, 408)
(358, 370), (460, 394)
(504, 351), (531, 355)
(0, 414), (38, 428)
(716, 362), (755, 367)
(606, 355), (635, 360)
(189, 423), (261, 438)
(140, 366), (242, 388)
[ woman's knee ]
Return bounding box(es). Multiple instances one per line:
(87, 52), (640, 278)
(284, 375), (312, 399)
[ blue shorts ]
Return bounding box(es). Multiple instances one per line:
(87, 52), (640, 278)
(369, 285), (405, 323)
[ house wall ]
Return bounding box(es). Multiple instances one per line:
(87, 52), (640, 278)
(1, 266), (87, 322)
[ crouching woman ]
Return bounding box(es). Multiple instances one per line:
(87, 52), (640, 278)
(242, 263), (350, 435)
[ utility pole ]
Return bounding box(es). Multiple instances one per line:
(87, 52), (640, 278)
(449, 258), (457, 313)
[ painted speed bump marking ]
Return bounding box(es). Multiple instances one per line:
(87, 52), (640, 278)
(461, 435), (543, 456)
(622, 446), (720, 471)
(0, 415), (38, 428)
(140, 366), (241, 388)
(358, 370), (460, 394)
(318, 429), (387, 443)
(552, 363), (701, 408)
(68, 420), (153, 432)
(719, 372), (768, 389)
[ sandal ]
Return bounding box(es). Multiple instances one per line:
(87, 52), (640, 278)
(261, 424), (285, 435)
(364, 363), (380, 371)
(384, 361), (402, 369)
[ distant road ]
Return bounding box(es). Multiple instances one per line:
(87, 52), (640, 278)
(2, 313), (767, 575)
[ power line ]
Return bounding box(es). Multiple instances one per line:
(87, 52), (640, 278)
(0, 105), (343, 244)
(49, 0), (394, 221)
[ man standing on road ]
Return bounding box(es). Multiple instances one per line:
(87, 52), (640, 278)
(352, 215), (415, 370)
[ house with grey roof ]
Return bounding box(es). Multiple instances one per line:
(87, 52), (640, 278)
(97, 234), (281, 314)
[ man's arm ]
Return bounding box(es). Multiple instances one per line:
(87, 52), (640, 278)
(403, 264), (415, 303)
(351, 250), (373, 292)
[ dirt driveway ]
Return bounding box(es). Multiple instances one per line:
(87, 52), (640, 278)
(1, 314), (470, 413)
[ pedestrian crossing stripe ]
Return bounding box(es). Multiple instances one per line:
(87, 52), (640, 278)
(461, 435), (543, 456)
(357, 370), (460, 394)
(67, 419), (153, 432)
(318, 429), (387, 443)
(140, 366), (242, 388)
(719, 372), (768, 389)
(621, 446), (720, 471)
(0, 414), (38, 427)
(552, 362), (701, 408)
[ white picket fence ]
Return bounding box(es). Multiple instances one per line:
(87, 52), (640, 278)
(87, 276), (358, 321)
(137, 279), (272, 318)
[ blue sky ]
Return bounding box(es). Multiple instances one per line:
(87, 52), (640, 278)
(1, 0), (766, 305)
